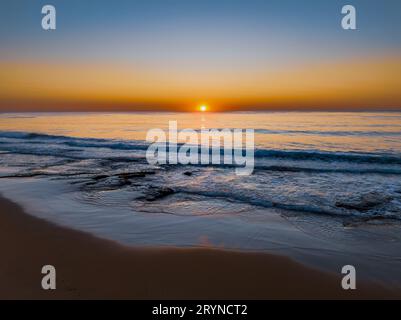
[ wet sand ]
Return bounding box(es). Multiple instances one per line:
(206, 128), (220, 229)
(1, 195), (400, 300)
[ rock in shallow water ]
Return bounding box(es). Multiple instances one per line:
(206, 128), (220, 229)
(139, 187), (175, 201)
(335, 192), (393, 212)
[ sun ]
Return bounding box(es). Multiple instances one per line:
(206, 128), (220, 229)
(199, 105), (207, 112)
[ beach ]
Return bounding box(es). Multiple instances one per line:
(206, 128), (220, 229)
(1, 112), (401, 299)
(1, 195), (400, 299)
(2, 0), (401, 302)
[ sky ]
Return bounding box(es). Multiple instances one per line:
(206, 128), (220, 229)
(0, 0), (400, 112)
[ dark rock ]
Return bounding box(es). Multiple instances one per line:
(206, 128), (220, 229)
(336, 192), (393, 212)
(140, 187), (175, 201)
(117, 171), (156, 180)
(343, 216), (395, 228)
(92, 175), (109, 181)
(183, 171), (193, 176)
(118, 172), (146, 179)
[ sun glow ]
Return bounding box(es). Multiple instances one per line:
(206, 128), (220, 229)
(199, 105), (207, 112)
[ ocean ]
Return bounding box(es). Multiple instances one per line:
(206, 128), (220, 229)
(1, 111), (401, 285)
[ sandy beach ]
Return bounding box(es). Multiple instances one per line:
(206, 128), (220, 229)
(1, 195), (400, 300)
(2, 0), (401, 303)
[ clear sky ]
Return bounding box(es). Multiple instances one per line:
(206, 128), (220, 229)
(1, 0), (400, 111)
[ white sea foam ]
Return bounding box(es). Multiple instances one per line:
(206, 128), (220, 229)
(1, 112), (401, 285)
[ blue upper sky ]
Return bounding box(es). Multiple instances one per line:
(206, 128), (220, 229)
(0, 0), (400, 111)
(1, 0), (400, 66)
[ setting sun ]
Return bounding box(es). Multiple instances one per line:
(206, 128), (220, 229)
(199, 105), (207, 112)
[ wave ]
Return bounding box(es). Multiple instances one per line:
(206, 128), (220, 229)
(254, 165), (401, 175)
(0, 131), (149, 151)
(253, 129), (401, 137)
(186, 128), (401, 137)
(178, 189), (401, 220)
(64, 140), (148, 151)
(254, 149), (401, 164)
(1, 130), (401, 166)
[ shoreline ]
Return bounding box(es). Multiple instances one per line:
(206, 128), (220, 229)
(1, 195), (400, 299)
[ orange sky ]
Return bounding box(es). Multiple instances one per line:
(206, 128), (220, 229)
(1, 54), (400, 112)
(2, 0), (401, 112)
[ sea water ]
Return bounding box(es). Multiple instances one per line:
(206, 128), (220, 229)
(1, 111), (401, 286)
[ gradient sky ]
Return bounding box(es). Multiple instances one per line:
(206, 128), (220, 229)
(1, 0), (400, 111)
